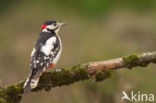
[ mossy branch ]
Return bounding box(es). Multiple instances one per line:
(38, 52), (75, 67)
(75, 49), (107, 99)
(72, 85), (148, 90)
(0, 51), (156, 103)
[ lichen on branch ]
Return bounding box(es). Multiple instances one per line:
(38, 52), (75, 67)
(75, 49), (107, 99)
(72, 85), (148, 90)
(123, 54), (149, 69)
(0, 51), (156, 103)
(0, 63), (91, 103)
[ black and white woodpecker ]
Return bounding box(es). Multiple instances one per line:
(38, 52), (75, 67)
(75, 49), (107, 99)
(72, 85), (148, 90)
(23, 20), (66, 93)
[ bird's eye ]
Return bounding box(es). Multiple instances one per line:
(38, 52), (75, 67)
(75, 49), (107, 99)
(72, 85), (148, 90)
(53, 23), (57, 26)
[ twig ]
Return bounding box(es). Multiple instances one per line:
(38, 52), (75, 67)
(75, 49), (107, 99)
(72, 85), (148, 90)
(0, 51), (156, 103)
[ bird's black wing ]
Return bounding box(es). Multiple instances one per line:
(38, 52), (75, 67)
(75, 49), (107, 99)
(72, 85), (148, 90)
(24, 32), (60, 93)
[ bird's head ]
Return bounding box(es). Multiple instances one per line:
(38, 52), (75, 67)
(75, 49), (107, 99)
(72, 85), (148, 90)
(41, 20), (66, 34)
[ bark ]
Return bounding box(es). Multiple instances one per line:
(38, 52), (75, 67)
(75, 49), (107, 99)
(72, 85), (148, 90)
(0, 51), (156, 103)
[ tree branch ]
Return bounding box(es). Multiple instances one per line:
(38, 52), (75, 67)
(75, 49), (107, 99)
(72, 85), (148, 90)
(0, 51), (156, 103)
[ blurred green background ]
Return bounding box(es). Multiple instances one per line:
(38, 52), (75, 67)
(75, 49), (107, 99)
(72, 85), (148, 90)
(0, 0), (156, 103)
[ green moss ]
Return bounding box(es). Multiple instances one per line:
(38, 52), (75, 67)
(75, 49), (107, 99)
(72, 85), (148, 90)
(53, 65), (89, 86)
(0, 81), (24, 103)
(0, 89), (22, 103)
(139, 61), (150, 67)
(123, 54), (139, 69)
(6, 95), (22, 103)
(123, 54), (149, 69)
(34, 64), (89, 92)
(0, 89), (6, 98)
(5, 82), (24, 95)
(80, 62), (90, 69)
(95, 70), (112, 81)
(71, 64), (89, 81)
(0, 98), (7, 103)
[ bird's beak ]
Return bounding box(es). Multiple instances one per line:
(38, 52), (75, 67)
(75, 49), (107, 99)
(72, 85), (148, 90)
(59, 22), (67, 27)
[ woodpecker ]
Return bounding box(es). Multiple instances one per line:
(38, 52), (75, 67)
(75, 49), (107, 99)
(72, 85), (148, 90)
(23, 20), (66, 93)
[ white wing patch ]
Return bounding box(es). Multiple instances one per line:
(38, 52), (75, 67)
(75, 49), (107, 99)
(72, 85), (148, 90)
(41, 37), (56, 56)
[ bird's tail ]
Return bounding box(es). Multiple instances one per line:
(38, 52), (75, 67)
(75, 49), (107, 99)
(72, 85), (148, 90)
(23, 79), (32, 93)
(23, 69), (40, 93)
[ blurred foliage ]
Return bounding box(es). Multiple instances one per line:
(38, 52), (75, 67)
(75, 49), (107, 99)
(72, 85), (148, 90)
(0, 0), (19, 14)
(1, 0), (156, 18)
(0, 0), (156, 103)
(52, 0), (114, 18)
